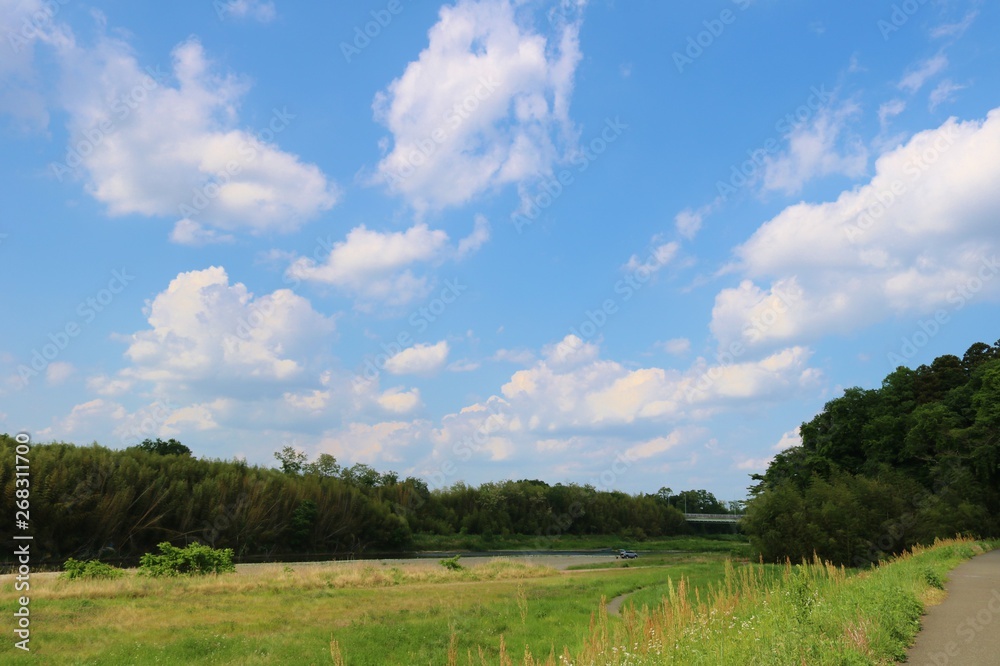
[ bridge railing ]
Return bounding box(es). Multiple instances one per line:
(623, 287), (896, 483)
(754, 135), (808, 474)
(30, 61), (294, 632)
(683, 513), (744, 522)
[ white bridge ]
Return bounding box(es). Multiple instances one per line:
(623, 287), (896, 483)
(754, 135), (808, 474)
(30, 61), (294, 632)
(683, 513), (744, 524)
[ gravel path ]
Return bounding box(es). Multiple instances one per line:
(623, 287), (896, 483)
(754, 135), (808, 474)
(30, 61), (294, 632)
(905, 548), (1000, 666)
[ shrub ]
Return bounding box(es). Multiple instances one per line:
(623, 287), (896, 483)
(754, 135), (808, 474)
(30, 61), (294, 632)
(439, 554), (463, 571)
(138, 542), (236, 577)
(60, 558), (125, 580)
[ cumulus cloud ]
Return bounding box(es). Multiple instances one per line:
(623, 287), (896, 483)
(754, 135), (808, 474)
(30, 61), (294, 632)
(54, 35), (337, 237)
(286, 218), (489, 306)
(378, 387), (422, 414)
(372, 0), (585, 211)
(120, 266), (336, 394)
(385, 341), (450, 376)
(712, 108), (1000, 350)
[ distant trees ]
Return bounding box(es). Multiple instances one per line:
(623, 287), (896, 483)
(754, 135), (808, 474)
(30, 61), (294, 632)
(743, 340), (1000, 566)
(0, 435), (699, 565)
(134, 438), (192, 456)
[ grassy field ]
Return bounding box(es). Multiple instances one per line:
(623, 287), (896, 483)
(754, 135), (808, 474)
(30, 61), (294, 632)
(3, 538), (991, 664)
(0, 553), (739, 665)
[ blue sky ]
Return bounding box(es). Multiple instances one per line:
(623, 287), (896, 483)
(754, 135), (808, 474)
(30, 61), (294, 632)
(2, 0), (998, 501)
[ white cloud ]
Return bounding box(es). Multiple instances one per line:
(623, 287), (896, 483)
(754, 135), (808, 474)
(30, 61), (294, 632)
(772, 429), (801, 452)
(625, 433), (682, 461)
(456, 214), (492, 258)
(38, 398), (127, 440)
(762, 102), (868, 195)
(492, 348), (536, 365)
(659, 338), (692, 356)
(931, 11), (977, 40)
(286, 220), (488, 306)
(675, 209), (704, 240)
(734, 456), (773, 471)
(320, 421), (431, 464)
(372, 0), (585, 212)
(46, 361), (75, 385)
(929, 79), (966, 111)
(623, 241), (680, 276)
(0, 0), (70, 132)
(878, 99), (906, 129)
(898, 54), (948, 94)
(86, 375), (133, 396)
(55, 35), (337, 237)
(542, 334), (599, 370)
(170, 219), (235, 246)
(217, 0), (276, 23)
(121, 266), (336, 393)
(378, 387), (422, 414)
(384, 341), (450, 375)
(712, 108), (1000, 350)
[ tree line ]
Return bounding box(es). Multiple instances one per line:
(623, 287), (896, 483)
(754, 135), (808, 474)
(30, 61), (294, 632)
(0, 436), (734, 564)
(742, 339), (1000, 566)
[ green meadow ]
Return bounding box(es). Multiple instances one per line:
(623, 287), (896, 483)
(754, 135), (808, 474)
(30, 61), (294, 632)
(1, 538), (993, 665)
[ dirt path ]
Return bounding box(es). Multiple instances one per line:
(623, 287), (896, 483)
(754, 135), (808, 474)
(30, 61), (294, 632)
(605, 588), (640, 616)
(904, 548), (1000, 665)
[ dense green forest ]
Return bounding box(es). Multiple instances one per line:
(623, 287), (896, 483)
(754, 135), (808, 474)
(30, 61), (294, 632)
(742, 339), (1000, 566)
(0, 436), (727, 564)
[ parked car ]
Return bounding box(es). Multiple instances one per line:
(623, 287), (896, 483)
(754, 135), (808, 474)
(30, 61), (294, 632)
(616, 549), (638, 559)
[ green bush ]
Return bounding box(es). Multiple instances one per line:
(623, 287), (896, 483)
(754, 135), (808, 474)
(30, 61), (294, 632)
(60, 558), (125, 580)
(138, 542), (236, 577)
(439, 554), (463, 571)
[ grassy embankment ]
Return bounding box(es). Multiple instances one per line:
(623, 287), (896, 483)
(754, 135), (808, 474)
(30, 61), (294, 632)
(527, 537), (996, 665)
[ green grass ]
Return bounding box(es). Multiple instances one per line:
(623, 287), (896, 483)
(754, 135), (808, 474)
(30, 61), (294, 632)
(4, 539), (988, 664)
(0, 554), (736, 665)
(548, 538), (998, 665)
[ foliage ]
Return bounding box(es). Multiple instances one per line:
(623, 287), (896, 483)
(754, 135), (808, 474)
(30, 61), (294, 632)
(0, 433), (702, 564)
(438, 554), (463, 570)
(138, 542), (236, 577)
(744, 340), (1000, 565)
(132, 438), (191, 456)
(60, 558), (125, 580)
